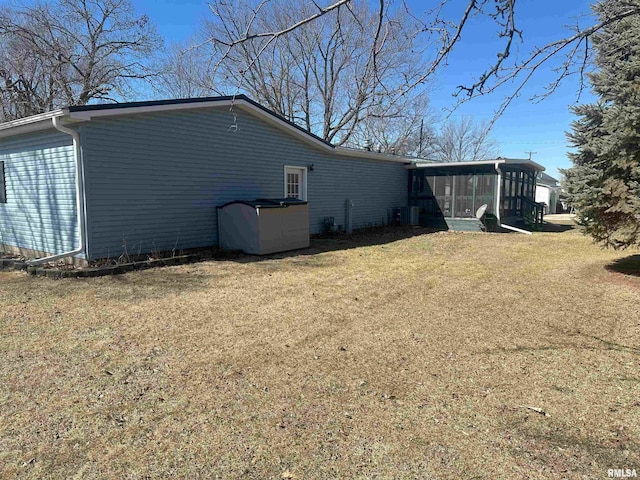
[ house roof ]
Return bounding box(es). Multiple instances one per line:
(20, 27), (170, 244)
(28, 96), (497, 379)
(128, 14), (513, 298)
(537, 171), (560, 186)
(407, 157), (545, 172)
(0, 109), (66, 139)
(66, 94), (334, 147)
(0, 95), (415, 164)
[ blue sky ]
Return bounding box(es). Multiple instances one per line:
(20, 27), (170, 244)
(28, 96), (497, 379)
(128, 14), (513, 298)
(131, 0), (596, 179)
(413, 0), (597, 180)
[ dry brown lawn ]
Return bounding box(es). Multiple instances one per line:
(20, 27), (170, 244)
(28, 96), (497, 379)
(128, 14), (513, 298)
(1, 225), (639, 479)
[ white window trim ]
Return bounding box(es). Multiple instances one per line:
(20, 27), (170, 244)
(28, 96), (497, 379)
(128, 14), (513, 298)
(283, 165), (308, 201)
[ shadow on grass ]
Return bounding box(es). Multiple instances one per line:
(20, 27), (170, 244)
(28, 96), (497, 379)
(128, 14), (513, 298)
(587, 335), (640, 355)
(539, 222), (576, 233)
(478, 333), (639, 357)
(504, 420), (639, 475)
(227, 220), (576, 266)
(94, 269), (223, 301)
(606, 255), (640, 277)
(227, 226), (443, 264)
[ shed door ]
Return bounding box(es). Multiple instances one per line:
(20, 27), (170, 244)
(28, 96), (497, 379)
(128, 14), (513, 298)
(284, 166), (307, 200)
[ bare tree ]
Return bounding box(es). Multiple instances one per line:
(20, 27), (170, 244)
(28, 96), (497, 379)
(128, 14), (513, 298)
(155, 41), (219, 99)
(163, 0), (432, 147)
(431, 116), (499, 162)
(351, 93), (437, 156)
(0, 0), (161, 121)
(194, 0), (640, 124)
(444, 0), (640, 119)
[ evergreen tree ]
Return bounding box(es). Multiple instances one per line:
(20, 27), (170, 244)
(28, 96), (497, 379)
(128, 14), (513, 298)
(563, 0), (640, 249)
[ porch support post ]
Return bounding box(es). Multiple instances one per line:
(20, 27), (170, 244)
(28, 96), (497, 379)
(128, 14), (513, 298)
(472, 174), (477, 214)
(494, 162), (502, 222)
(450, 176), (456, 218)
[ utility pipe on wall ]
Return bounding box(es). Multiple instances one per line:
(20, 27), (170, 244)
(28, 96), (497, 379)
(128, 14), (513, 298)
(27, 116), (88, 265)
(345, 198), (354, 234)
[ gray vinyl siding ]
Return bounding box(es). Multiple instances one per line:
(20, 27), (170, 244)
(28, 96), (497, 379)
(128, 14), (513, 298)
(0, 130), (77, 256)
(81, 107), (407, 260)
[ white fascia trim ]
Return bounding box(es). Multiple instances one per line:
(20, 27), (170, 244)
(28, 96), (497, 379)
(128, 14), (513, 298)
(408, 160), (500, 168)
(67, 100), (234, 120)
(335, 147), (415, 164)
(67, 99), (334, 152)
(503, 158), (546, 172)
(65, 99), (414, 163)
(408, 158), (545, 171)
(0, 110), (66, 139)
(0, 109), (65, 129)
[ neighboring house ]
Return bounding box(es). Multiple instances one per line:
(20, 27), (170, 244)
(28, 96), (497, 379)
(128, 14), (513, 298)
(0, 95), (410, 264)
(408, 158), (546, 232)
(0, 95), (549, 266)
(535, 172), (562, 214)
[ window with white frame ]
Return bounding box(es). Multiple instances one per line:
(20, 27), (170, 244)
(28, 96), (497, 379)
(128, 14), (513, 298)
(284, 166), (307, 200)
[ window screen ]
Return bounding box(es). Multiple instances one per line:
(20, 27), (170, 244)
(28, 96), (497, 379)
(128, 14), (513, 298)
(287, 172), (300, 198)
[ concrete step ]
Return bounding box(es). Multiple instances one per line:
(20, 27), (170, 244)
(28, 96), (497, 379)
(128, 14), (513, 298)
(445, 218), (484, 232)
(421, 217), (483, 232)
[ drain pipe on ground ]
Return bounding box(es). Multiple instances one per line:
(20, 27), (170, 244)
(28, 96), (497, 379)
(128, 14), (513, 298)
(27, 116), (88, 265)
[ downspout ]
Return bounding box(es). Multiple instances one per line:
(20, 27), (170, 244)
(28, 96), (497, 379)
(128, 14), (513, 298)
(495, 161), (532, 235)
(494, 162), (502, 223)
(27, 116), (87, 265)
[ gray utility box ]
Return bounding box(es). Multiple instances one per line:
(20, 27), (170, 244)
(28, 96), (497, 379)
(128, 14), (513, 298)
(217, 198), (310, 255)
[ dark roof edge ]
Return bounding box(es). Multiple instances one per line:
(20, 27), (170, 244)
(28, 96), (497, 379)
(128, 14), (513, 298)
(68, 94), (334, 149)
(67, 95), (247, 112)
(2, 95), (415, 163)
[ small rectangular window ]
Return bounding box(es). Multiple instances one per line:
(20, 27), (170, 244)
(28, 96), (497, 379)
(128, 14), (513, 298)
(284, 166), (307, 200)
(0, 161), (6, 203)
(287, 173), (299, 198)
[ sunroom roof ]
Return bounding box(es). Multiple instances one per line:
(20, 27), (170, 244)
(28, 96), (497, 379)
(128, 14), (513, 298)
(408, 158), (545, 172)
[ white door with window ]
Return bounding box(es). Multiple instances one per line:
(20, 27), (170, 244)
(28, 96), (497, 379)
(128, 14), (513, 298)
(284, 166), (307, 200)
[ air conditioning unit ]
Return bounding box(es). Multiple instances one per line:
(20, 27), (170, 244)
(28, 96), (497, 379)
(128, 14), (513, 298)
(400, 206), (420, 226)
(410, 206), (420, 225)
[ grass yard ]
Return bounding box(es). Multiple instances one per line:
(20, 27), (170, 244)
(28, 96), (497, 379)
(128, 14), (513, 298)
(1, 225), (639, 479)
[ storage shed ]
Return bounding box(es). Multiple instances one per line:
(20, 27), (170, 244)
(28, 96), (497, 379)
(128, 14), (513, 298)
(218, 198), (310, 255)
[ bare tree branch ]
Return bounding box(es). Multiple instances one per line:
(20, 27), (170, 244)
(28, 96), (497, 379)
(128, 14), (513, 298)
(162, 0), (640, 144)
(451, 1), (640, 124)
(207, 0), (350, 47)
(431, 115), (500, 162)
(164, 0), (432, 147)
(0, 0), (161, 121)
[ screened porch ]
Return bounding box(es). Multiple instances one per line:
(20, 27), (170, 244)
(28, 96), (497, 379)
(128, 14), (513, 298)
(407, 159), (545, 231)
